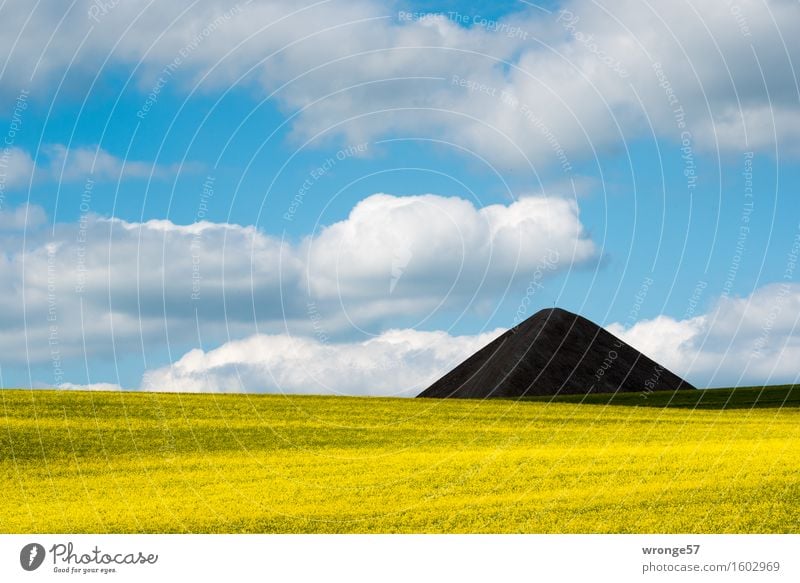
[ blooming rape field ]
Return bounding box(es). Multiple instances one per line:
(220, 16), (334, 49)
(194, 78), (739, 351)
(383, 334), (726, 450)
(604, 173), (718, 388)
(1, 387), (798, 533)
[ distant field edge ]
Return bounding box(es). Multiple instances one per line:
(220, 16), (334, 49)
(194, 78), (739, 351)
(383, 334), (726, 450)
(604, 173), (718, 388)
(519, 384), (800, 409)
(1, 384), (799, 409)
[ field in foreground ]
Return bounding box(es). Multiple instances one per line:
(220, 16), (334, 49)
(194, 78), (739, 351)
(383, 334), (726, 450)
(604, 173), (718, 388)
(1, 387), (798, 533)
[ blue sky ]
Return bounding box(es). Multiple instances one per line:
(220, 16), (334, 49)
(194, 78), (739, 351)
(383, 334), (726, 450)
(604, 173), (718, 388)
(1, 0), (799, 394)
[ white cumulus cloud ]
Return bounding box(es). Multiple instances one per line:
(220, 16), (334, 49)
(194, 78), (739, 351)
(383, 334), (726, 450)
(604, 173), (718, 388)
(144, 281), (800, 396)
(0, 147), (35, 189)
(2, 0), (798, 169)
(141, 327), (505, 396)
(0, 144), (192, 190)
(609, 283), (800, 387)
(305, 193), (596, 304)
(0, 192), (593, 367)
(40, 144), (196, 182)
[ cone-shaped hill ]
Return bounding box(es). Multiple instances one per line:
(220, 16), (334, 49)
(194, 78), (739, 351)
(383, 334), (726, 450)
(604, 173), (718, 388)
(417, 308), (695, 399)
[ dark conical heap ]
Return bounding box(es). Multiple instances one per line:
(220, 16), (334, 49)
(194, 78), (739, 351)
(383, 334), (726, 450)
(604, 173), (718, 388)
(417, 308), (695, 398)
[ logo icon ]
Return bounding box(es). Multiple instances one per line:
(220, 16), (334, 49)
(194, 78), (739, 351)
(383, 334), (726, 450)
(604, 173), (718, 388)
(20, 543), (46, 571)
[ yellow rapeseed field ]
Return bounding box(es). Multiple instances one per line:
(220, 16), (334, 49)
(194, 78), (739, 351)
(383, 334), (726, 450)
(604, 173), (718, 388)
(1, 388), (798, 533)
